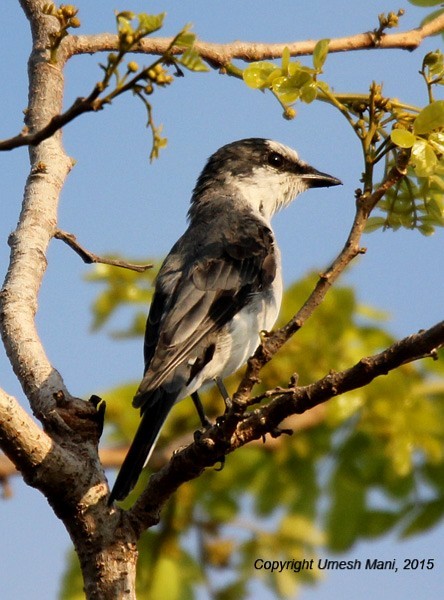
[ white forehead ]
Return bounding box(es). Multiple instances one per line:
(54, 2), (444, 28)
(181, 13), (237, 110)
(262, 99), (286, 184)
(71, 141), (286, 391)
(265, 139), (300, 162)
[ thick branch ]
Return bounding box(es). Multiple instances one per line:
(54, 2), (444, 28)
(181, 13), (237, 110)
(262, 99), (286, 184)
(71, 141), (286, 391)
(128, 319), (444, 533)
(0, 0), (74, 416)
(0, 387), (55, 474)
(242, 322), (444, 436)
(0, 388), (85, 500)
(67, 14), (444, 64)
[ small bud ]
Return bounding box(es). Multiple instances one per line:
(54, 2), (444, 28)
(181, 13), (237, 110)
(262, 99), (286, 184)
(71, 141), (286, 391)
(69, 17), (81, 28)
(283, 106), (296, 120)
(387, 12), (399, 28)
(62, 5), (77, 18)
(127, 61), (139, 72)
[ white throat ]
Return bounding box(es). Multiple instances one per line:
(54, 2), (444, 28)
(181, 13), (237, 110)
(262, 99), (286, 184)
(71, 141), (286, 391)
(228, 168), (307, 221)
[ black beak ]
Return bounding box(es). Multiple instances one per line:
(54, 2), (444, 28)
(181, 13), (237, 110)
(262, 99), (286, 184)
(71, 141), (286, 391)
(301, 165), (342, 188)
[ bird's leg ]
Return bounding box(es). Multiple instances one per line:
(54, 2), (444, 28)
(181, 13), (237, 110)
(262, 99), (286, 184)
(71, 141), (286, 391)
(191, 390), (225, 470)
(214, 377), (232, 411)
(191, 391), (211, 428)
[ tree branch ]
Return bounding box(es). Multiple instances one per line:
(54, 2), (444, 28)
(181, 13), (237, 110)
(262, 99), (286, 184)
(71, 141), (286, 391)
(67, 13), (444, 64)
(128, 319), (444, 533)
(0, 387), (71, 492)
(0, 0), (74, 417)
(54, 229), (153, 272)
(0, 95), (103, 151)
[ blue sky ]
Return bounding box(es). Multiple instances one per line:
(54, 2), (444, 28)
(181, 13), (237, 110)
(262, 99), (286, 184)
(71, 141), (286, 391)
(1, 1), (443, 599)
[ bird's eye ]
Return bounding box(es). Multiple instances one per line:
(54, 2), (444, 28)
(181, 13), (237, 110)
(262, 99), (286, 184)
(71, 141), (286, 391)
(267, 151), (284, 168)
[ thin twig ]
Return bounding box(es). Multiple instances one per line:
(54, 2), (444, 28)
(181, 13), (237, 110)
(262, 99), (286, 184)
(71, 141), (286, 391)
(54, 229), (153, 272)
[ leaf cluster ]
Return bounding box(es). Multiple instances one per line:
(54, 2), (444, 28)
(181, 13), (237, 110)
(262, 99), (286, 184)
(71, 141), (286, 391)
(241, 19), (444, 237)
(243, 41), (329, 119)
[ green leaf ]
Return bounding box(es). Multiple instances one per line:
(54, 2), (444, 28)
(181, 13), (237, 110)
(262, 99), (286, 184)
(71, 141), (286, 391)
(272, 70), (312, 103)
(59, 552), (84, 600)
(418, 222), (436, 235)
(281, 46), (290, 73)
(413, 100), (444, 134)
(423, 50), (444, 78)
(174, 27), (196, 48)
(279, 514), (325, 545)
(313, 38), (330, 71)
(272, 76), (301, 103)
(179, 47), (209, 72)
(327, 469), (365, 551)
(243, 62), (279, 89)
(138, 12), (165, 35)
(401, 499), (444, 537)
(361, 510), (401, 538)
(300, 80), (318, 103)
(429, 131), (444, 154)
(412, 139), (438, 177)
(150, 556), (182, 600)
(215, 581), (248, 600)
(390, 129), (416, 148)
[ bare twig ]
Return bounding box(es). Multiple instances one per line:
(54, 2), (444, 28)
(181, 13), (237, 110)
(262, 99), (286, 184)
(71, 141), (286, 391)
(0, 95), (101, 151)
(54, 229), (153, 272)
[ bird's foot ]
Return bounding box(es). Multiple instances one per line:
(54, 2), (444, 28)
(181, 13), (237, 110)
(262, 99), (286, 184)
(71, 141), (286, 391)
(193, 427), (226, 471)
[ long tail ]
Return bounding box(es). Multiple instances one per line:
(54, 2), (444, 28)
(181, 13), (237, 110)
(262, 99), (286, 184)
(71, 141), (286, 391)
(108, 391), (177, 504)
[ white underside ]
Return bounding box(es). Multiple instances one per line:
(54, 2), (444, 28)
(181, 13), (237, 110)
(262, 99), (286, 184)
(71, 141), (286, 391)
(179, 247), (283, 401)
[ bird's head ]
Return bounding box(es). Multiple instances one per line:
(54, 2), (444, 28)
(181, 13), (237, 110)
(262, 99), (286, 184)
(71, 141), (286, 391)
(190, 138), (341, 220)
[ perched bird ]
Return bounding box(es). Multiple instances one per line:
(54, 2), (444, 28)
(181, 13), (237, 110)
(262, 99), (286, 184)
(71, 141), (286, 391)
(108, 138), (341, 503)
